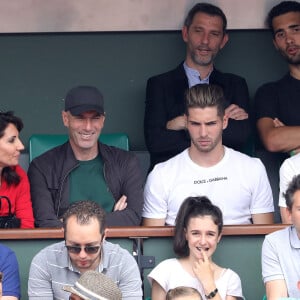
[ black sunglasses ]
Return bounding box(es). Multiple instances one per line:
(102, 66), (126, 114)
(65, 245), (101, 254)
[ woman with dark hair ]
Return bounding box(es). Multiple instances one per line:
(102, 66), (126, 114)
(0, 111), (34, 228)
(148, 196), (243, 300)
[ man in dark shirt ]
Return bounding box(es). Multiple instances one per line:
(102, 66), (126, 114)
(255, 1), (300, 155)
(144, 2), (251, 171)
(254, 1), (300, 222)
(28, 85), (143, 227)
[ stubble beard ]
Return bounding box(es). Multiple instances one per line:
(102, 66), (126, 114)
(287, 55), (300, 65)
(280, 48), (300, 65)
(191, 51), (215, 67)
(191, 131), (223, 154)
(192, 138), (215, 153)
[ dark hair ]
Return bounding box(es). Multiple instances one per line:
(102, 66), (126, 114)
(173, 196), (223, 257)
(0, 111), (24, 186)
(184, 2), (227, 33)
(63, 200), (106, 236)
(267, 1), (300, 33)
(284, 174), (300, 210)
(166, 286), (202, 300)
(185, 84), (226, 118)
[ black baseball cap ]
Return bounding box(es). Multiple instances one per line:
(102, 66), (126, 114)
(64, 85), (104, 116)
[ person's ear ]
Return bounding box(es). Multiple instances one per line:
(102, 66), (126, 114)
(184, 114), (188, 128)
(222, 115), (228, 130)
(62, 225), (66, 240)
(62, 111), (69, 127)
(217, 233), (222, 243)
(102, 228), (108, 241)
(101, 113), (106, 126)
(273, 38), (279, 51)
(220, 33), (229, 49)
(184, 227), (188, 241)
(286, 207), (292, 223)
(182, 26), (189, 43)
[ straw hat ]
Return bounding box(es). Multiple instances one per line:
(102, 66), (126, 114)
(63, 270), (122, 300)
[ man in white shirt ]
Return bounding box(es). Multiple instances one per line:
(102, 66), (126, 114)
(142, 84), (274, 226)
(262, 174), (300, 299)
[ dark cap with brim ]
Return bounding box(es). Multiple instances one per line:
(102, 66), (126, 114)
(64, 85), (104, 116)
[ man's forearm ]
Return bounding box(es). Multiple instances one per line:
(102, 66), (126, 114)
(266, 126), (300, 152)
(252, 212), (274, 224)
(257, 118), (300, 152)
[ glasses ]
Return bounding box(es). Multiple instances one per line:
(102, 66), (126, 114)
(65, 244), (101, 254)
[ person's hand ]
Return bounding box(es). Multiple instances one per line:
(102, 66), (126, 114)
(113, 195), (127, 211)
(192, 249), (214, 286)
(166, 116), (187, 130)
(225, 104), (248, 120)
(273, 118), (285, 127)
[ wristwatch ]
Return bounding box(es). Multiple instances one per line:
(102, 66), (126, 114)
(206, 288), (218, 299)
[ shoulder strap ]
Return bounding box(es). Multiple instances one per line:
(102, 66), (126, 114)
(0, 196), (12, 215)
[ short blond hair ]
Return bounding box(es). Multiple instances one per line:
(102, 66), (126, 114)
(166, 286), (202, 300)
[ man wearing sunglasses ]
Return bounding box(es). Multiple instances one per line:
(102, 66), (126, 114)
(28, 200), (142, 299)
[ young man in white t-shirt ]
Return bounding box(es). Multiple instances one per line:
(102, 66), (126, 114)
(142, 84), (274, 226)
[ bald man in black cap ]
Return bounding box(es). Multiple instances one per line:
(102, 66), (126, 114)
(28, 85), (143, 228)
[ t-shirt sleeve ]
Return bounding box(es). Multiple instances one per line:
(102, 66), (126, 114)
(250, 159), (274, 214)
(225, 269), (244, 299)
(254, 83), (278, 121)
(0, 249), (20, 298)
(28, 250), (54, 299)
(279, 158), (294, 208)
(147, 260), (169, 291)
(118, 249), (143, 300)
(261, 235), (285, 283)
(142, 166), (168, 219)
